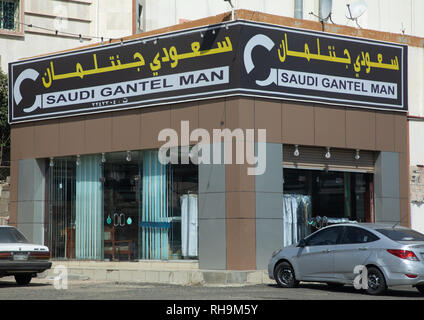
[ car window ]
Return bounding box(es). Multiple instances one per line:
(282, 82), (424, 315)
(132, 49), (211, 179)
(376, 228), (424, 242)
(340, 226), (379, 244)
(306, 227), (343, 246)
(0, 228), (29, 243)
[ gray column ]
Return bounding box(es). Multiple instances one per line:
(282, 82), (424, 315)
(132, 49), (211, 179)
(17, 159), (46, 244)
(198, 143), (226, 269)
(374, 152), (401, 224)
(255, 143), (283, 269)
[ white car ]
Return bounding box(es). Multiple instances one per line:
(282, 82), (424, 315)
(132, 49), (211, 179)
(0, 226), (51, 285)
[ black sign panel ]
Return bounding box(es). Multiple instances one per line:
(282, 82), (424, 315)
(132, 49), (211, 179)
(8, 25), (239, 123)
(239, 22), (407, 111)
(8, 21), (407, 124)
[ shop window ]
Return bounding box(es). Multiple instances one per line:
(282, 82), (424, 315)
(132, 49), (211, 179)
(283, 168), (373, 245)
(45, 150), (198, 261)
(0, 0), (20, 31)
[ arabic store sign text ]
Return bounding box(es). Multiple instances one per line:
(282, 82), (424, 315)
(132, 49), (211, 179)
(9, 26), (236, 123)
(9, 21), (407, 124)
(241, 22), (406, 111)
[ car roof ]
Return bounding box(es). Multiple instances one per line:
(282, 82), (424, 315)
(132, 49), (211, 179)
(325, 222), (410, 230)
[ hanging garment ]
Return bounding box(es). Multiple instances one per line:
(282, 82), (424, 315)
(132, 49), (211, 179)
(75, 155), (102, 260)
(283, 195), (293, 247)
(180, 194), (198, 258)
(283, 194), (312, 247)
(141, 150), (169, 260)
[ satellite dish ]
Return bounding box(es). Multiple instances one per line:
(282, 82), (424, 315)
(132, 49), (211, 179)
(319, 0), (333, 22)
(346, 0), (367, 19)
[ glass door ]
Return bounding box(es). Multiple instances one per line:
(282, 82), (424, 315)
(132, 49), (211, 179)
(103, 152), (139, 261)
(46, 158), (76, 260)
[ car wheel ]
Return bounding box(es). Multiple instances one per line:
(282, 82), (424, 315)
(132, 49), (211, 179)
(274, 261), (299, 288)
(365, 267), (387, 295)
(416, 285), (424, 295)
(14, 274), (32, 286)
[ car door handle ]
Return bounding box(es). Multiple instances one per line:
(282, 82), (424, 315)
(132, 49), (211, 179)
(358, 247), (368, 251)
(322, 249), (332, 253)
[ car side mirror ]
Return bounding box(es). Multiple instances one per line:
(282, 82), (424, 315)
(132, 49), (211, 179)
(298, 239), (306, 248)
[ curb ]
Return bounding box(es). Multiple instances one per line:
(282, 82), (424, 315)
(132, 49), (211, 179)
(41, 267), (274, 286)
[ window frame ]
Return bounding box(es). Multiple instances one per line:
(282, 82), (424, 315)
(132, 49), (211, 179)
(339, 226), (380, 245)
(305, 226), (344, 246)
(0, 0), (24, 37)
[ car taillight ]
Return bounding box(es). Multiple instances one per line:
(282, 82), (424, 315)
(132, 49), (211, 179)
(30, 251), (50, 260)
(387, 249), (420, 261)
(0, 251), (12, 259)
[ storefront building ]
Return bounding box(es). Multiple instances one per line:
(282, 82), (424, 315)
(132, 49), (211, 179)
(8, 11), (409, 270)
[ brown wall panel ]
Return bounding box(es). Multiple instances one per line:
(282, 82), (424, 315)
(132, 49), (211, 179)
(140, 105), (171, 149)
(226, 219), (256, 270)
(225, 97), (254, 132)
(394, 114), (408, 153)
(375, 112), (395, 152)
(399, 151), (409, 203)
(34, 120), (60, 158)
(400, 198), (410, 228)
(226, 191), (255, 219)
(84, 113), (112, 154)
(254, 98), (282, 143)
(226, 163), (255, 193)
(346, 109), (376, 151)
(171, 102), (199, 144)
(198, 98), (226, 136)
(11, 125), (35, 160)
(8, 200), (17, 227)
(314, 106), (346, 148)
(9, 159), (18, 202)
(58, 116), (85, 156)
(282, 102), (314, 145)
(111, 110), (141, 152)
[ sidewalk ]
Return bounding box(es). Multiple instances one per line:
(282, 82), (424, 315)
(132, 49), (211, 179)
(40, 261), (274, 286)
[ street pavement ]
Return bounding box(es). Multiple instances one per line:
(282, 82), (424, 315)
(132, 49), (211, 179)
(0, 276), (423, 300)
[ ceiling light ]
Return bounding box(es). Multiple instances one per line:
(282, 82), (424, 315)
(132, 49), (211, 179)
(325, 147), (331, 159)
(101, 153), (106, 163)
(355, 149), (360, 160)
(126, 151), (132, 162)
(76, 155), (81, 166)
(294, 145), (300, 157)
(49, 157), (54, 167)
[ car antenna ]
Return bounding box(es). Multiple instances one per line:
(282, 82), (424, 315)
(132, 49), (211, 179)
(392, 221), (400, 229)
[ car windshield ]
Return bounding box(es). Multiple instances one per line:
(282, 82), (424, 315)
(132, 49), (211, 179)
(0, 228), (29, 243)
(376, 228), (424, 242)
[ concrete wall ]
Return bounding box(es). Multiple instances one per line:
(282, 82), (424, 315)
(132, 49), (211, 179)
(0, 0), (133, 72)
(16, 158), (45, 244)
(143, 0), (424, 38)
(374, 152), (401, 224)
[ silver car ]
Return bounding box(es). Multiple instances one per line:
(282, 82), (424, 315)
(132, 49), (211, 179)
(268, 223), (424, 295)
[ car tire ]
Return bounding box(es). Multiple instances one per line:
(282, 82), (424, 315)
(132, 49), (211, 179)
(274, 261), (299, 288)
(365, 267), (387, 296)
(416, 285), (424, 295)
(14, 274), (32, 286)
